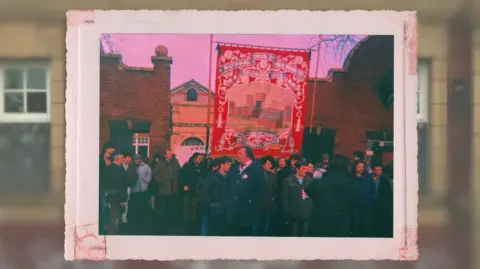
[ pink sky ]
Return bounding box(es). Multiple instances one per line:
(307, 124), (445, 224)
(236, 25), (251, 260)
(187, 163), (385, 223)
(103, 34), (366, 89)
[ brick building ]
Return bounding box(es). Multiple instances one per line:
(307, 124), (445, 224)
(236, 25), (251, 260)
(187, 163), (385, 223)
(303, 35), (394, 163)
(99, 44), (173, 157)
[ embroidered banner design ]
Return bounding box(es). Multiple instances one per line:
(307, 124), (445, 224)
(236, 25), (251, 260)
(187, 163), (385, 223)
(211, 45), (311, 157)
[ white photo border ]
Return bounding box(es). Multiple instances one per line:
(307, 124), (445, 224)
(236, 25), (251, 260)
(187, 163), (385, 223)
(65, 10), (418, 261)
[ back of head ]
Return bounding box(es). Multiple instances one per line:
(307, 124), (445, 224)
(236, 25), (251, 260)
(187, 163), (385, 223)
(353, 150), (365, 161)
(330, 154), (351, 172)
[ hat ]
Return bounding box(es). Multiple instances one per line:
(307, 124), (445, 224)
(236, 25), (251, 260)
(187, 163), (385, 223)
(133, 154), (143, 160)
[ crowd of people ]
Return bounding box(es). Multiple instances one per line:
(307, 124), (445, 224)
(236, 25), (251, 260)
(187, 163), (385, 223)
(99, 142), (393, 237)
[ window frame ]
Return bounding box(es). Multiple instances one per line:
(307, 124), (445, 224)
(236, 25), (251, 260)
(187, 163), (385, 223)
(132, 133), (150, 157)
(0, 61), (51, 123)
(417, 59), (430, 123)
(186, 88), (198, 102)
(181, 137), (205, 146)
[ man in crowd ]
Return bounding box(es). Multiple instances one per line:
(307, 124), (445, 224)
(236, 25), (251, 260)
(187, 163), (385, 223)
(128, 154), (152, 234)
(282, 160), (313, 237)
(306, 154), (357, 237)
(260, 156), (279, 236)
(153, 149), (181, 234)
(313, 153), (329, 179)
(203, 156), (233, 236)
(226, 146), (267, 236)
(104, 152), (128, 235)
(371, 164), (394, 237)
(199, 158), (221, 236)
(180, 153), (205, 224)
(99, 142), (115, 234)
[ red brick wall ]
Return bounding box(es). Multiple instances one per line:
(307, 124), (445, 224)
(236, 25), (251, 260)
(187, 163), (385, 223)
(100, 55), (172, 156)
(306, 36), (394, 156)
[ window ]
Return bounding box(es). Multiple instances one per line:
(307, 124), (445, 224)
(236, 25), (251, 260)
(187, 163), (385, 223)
(0, 61), (50, 122)
(132, 133), (150, 157)
(417, 60), (431, 193)
(181, 137), (204, 146)
(417, 61), (430, 122)
(186, 88), (198, 101)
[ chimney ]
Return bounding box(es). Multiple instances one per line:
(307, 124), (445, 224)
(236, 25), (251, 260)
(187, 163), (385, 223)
(151, 44), (173, 73)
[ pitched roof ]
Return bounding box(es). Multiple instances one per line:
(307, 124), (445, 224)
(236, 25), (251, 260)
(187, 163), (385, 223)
(170, 79), (214, 96)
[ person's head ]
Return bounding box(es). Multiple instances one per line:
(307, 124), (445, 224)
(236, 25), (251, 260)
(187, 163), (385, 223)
(352, 161), (365, 175)
(152, 153), (162, 163)
(261, 155), (276, 172)
(133, 154), (143, 165)
(165, 149), (173, 160)
(209, 158), (220, 171)
(294, 160), (309, 178)
(306, 161), (315, 175)
(218, 156), (233, 174)
(353, 151), (365, 162)
(103, 142), (115, 157)
(321, 153), (329, 166)
(191, 152), (205, 165)
(372, 164), (383, 177)
(330, 154), (351, 172)
(236, 146), (255, 166)
(123, 152), (132, 165)
(288, 154), (303, 168)
(277, 157), (287, 169)
(113, 152), (124, 165)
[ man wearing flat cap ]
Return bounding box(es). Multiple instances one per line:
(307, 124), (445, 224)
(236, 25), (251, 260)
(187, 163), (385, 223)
(128, 154), (152, 234)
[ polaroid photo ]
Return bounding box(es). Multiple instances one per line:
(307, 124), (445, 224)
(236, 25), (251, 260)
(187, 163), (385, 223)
(65, 10), (418, 261)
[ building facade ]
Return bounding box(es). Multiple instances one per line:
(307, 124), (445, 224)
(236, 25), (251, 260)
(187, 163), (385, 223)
(99, 45), (173, 158)
(0, 4), (479, 269)
(304, 35), (394, 163)
(170, 79), (214, 164)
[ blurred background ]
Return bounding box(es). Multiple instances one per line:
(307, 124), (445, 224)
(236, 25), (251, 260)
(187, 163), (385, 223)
(0, 0), (478, 268)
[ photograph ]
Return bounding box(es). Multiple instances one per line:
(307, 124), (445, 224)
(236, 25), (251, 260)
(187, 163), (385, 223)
(66, 10), (418, 261)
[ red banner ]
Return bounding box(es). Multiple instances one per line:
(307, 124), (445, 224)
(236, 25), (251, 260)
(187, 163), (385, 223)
(211, 44), (311, 158)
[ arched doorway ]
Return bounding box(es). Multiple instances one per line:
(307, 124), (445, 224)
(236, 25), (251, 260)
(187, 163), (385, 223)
(181, 137), (204, 146)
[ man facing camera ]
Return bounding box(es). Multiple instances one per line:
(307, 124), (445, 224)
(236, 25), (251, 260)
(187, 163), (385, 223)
(226, 146), (267, 236)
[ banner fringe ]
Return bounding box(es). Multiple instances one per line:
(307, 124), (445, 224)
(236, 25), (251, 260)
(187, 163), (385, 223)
(214, 41), (318, 52)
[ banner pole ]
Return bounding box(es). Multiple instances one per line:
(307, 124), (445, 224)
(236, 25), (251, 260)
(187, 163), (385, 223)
(309, 35), (322, 133)
(205, 34), (214, 157)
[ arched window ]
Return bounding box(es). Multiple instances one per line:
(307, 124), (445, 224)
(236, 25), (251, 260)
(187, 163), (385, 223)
(181, 137), (204, 146)
(186, 88), (198, 101)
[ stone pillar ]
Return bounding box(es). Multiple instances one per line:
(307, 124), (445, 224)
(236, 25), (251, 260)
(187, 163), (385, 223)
(446, 12), (473, 269)
(472, 26), (480, 269)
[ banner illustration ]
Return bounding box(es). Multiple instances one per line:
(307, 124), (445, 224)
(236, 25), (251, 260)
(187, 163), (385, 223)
(211, 44), (311, 157)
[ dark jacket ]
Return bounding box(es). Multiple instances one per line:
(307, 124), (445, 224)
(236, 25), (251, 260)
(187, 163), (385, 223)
(203, 170), (228, 215)
(180, 161), (204, 197)
(305, 169), (357, 237)
(104, 163), (128, 205)
(153, 156), (181, 196)
(275, 166), (292, 211)
(99, 154), (110, 193)
(226, 161), (267, 226)
(372, 175), (394, 237)
(264, 170), (279, 213)
(124, 163), (138, 188)
(282, 175), (313, 221)
(351, 174), (375, 237)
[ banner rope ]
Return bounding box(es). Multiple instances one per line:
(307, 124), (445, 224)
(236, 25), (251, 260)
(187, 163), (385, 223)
(309, 35), (322, 133)
(213, 41), (318, 52)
